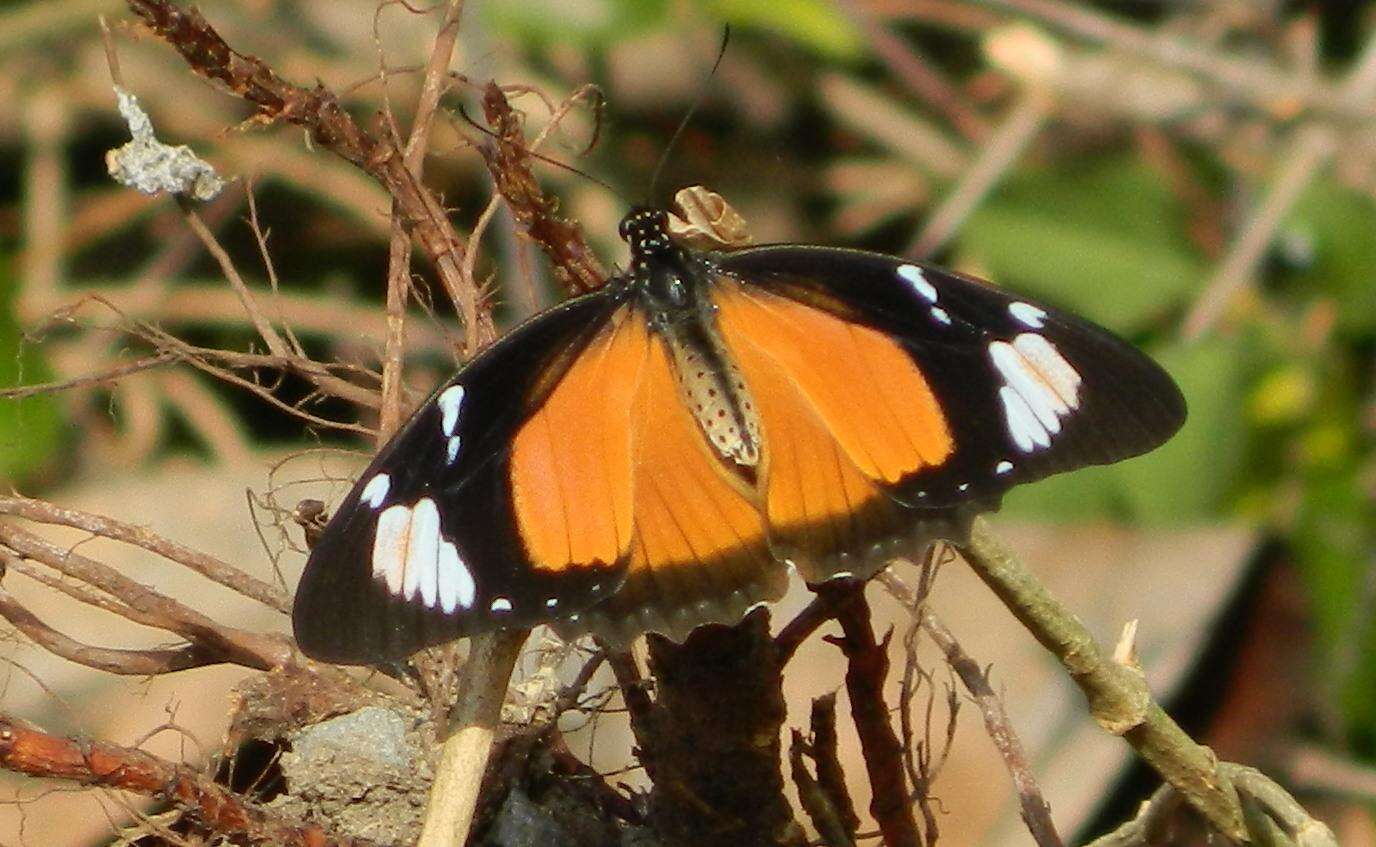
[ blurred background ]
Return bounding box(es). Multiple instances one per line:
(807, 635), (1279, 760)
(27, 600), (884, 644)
(0, 0), (1373, 844)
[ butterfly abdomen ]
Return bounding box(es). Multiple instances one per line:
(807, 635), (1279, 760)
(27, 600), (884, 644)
(660, 316), (763, 472)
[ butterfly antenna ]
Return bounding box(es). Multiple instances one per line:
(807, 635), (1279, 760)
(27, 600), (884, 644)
(646, 26), (731, 204)
(456, 103), (625, 201)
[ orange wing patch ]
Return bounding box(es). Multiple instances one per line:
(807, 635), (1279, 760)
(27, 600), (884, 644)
(716, 282), (949, 577)
(715, 282), (953, 483)
(576, 329), (783, 642)
(509, 306), (647, 571)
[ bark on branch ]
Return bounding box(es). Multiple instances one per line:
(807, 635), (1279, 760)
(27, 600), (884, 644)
(0, 714), (380, 847)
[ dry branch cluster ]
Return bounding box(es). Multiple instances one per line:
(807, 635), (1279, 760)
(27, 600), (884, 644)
(0, 1), (1356, 846)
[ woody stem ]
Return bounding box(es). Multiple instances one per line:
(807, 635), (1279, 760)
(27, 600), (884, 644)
(416, 628), (528, 847)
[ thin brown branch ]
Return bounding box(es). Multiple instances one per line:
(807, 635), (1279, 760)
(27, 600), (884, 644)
(51, 285), (450, 361)
(479, 81), (607, 296)
(51, 292), (382, 422)
(3, 554), (147, 623)
(379, 220), (414, 441)
(921, 608), (1063, 847)
(823, 582), (921, 847)
(0, 588), (214, 675)
(775, 591), (842, 665)
(158, 197), (394, 417)
(378, 0), (467, 438)
(130, 325), (385, 410)
(791, 727), (858, 847)
(0, 351), (179, 399)
(123, 0), (492, 344)
(245, 181), (306, 357)
(0, 714), (380, 847)
(0, 522), (292, 671)
(178, 352), (376, 435)
(178, 196), (292, 358)
(548, 649), (608, 722)
(809, 693), (862, 838)
(889, 559), (956, 844)
(0, 494), (289, 614)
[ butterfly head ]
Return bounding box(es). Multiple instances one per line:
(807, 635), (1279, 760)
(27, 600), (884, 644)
(620, 206), (702, 321)
(620, 207), (675, 261)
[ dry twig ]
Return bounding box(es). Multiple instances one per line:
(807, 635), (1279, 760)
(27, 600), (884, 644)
(123, 0), (491, 344)
(823, 581), (922, 847)
(0, 495), (288, 614)
(0, 521), (292, 672)
(478, 82), (607, 295)
(0, 715), (378, 847)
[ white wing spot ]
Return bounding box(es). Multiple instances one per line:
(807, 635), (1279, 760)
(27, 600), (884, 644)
(1013, 334), (1082, 406)
(996, 460), (1014, 475)
(437, 385), (466, 437)
(490, 597), (513, 613)
(897, 264), (938, 302)
(545, 597), (559, 609)
(957, 482), (970, 492)
(436, 540), (475, 613)
(404, 498), (442, 605)
(998, 386), (1048, 453)
(446, 435), (462, 465)
(1009, 302), (1047, 328)
(990, 334), (1081, 453)
(930, 307), (951, 326)
(360, 473), (390, 509)
(372, 504), (414, 596)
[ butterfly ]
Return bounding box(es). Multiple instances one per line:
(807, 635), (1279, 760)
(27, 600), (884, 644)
(292, 204), (1186, 664)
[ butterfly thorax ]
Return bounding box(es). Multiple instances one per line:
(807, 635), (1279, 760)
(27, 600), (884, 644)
(620, 207), (763, 472)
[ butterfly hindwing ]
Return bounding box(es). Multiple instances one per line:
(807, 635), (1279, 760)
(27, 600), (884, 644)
(293, 290), (631, 663)
(712, 245), (1187, 510)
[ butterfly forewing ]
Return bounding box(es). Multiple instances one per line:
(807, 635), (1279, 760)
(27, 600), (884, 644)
(713, 245), (1187, 508)
(292, 291), (628, 663)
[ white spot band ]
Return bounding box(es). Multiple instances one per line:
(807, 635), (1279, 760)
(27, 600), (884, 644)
(438, 385), (466, 437)
(370, 497), (476, 614)
(990, 333), (1082, 453)
(360, 473), (390, 509)
(897, 264), (938, 303)
(1009, 301), (1047, 328)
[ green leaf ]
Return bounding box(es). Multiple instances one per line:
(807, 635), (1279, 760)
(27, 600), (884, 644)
(1282, 179), (1376, 334)
(957, 157), (1204, 333)
(1115, 338), (1248, 523)
(483, 0), (670, 47)
(0, 259), (63, 484)
(1293, 469), (1376, 746)
(999, 461), (1122, 523)
(699, 0), (862, 59)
